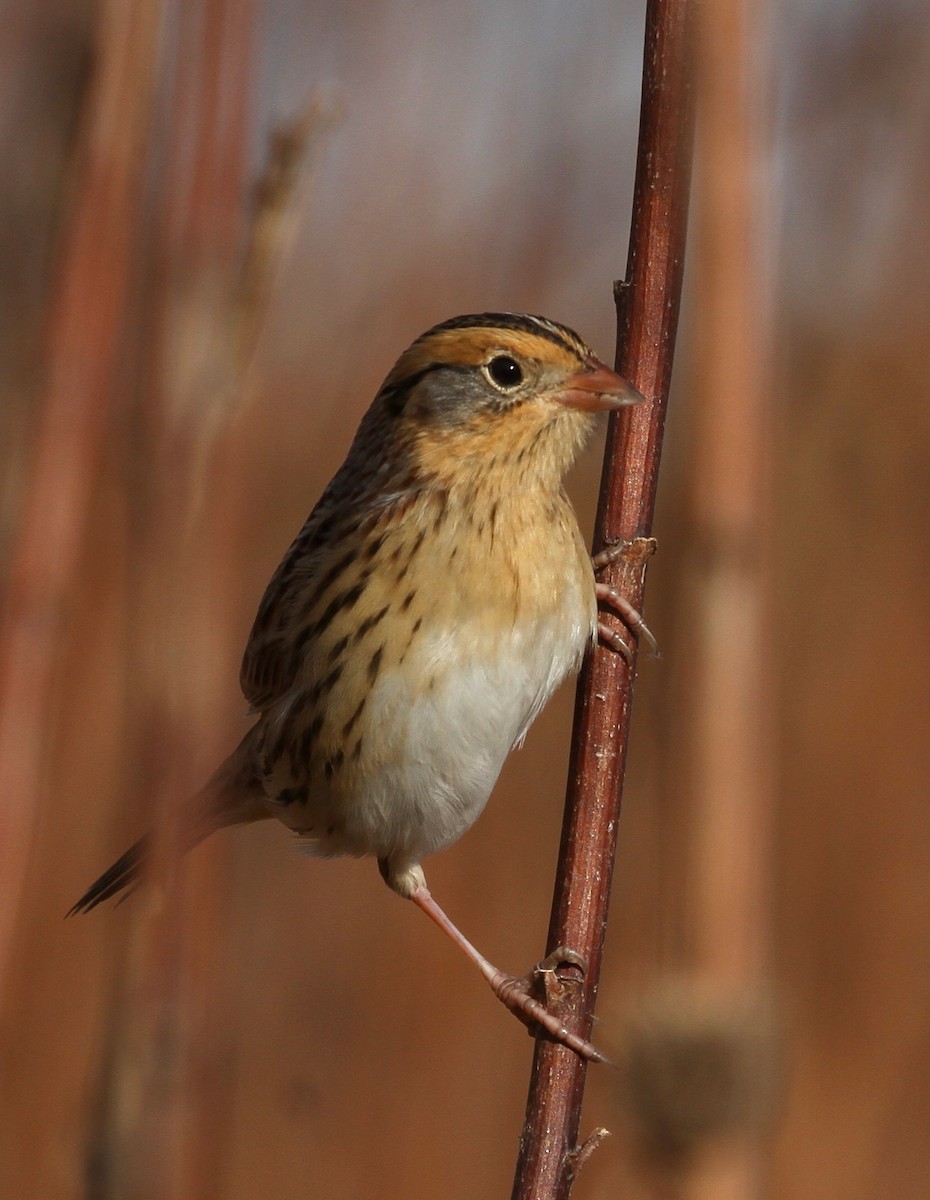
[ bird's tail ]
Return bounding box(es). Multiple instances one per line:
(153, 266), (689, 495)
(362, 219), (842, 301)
(68, 729), (267, 916)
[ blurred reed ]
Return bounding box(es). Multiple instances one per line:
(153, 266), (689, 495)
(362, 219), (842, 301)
(1, 2), (929, 1199)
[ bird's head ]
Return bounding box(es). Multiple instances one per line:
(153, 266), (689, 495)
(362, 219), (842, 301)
(370, 312), (643, 488)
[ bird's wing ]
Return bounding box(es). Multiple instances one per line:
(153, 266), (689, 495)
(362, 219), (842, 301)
(241, 394), (428, 712)
(239, 487), (346, 712)
(239, 471), (422, 713)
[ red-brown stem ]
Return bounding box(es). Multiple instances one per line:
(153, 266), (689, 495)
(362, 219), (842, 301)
(0, 0), (162, 998)
(510, 1), (694, 1196)
(100, 3), (256, 1197)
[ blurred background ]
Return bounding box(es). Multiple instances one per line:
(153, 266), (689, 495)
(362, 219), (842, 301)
(1, 0), (929, 1197)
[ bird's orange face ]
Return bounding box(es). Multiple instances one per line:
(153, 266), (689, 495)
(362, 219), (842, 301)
(374, 313), (641, 487)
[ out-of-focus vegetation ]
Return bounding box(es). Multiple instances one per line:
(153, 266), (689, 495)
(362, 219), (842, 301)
(1, 2), (928, 1197)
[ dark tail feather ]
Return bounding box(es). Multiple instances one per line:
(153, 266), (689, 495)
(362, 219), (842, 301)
(67, 729), (267, 917)
(67, 839), (149, 915)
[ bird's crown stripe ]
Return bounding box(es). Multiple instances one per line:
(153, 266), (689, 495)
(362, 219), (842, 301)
(418, 312), (588, 360)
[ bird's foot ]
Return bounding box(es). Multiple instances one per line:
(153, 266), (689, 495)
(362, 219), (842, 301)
(593, 537), (658, 662)
(409, 884), (608, 1063)
(485, 948), (610, 1064)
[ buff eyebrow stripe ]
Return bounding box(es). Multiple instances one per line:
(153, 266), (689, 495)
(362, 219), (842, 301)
(424, 312), (582, 358)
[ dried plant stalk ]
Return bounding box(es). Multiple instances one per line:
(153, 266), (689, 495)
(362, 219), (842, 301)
(0, 0), (163, 996)
(91, 4), (258, 1197)
(511, 0), (695, 1196)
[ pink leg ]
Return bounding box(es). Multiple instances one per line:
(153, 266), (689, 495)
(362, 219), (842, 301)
(410, 884), (608, 1063)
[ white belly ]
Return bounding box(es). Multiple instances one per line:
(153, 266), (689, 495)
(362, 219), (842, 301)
(281, 589), (594, 867)
(364, 613), (591, 855)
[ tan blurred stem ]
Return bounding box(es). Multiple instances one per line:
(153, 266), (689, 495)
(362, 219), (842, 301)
(111, 17), (337, 1200)
(0, 0), (164, 1001)
(674, 0), (777, 1191)
(93, 2), (258, 1198)
(687, 0), (772, 1010)
(511, 0), (695, 1196)
(621, 0), (776, 1191)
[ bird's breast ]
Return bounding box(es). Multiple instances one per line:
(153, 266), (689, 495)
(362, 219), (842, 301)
(260, 484), (596, 862)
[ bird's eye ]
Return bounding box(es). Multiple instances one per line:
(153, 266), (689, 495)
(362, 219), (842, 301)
(485, 355), (524, 391)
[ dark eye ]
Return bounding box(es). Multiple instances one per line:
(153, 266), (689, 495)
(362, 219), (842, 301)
(486, 355), (524, 390)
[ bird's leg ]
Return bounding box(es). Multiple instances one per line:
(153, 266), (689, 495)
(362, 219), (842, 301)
(409, 883), (608, 1063)
(592, 537), (658, 661)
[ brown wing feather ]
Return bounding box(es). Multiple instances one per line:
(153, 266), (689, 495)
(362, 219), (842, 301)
(239, 414), (420, 713)
(240, 494), (340, 711)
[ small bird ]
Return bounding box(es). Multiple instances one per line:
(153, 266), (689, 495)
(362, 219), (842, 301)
(71, 312), (649, 1060)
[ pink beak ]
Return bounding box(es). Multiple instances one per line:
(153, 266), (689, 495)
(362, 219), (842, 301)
(556, 360), (644, 413)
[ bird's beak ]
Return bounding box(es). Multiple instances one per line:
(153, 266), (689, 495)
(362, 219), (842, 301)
(555, 361), (644, 413)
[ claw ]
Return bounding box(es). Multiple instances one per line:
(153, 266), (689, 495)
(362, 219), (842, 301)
(592, 537), (658, 658)
(410, 884), (609, 1063)
(597, 618), (633, 663)
(591, 536), (657, 573)
(487, 962), (610, 1064)
(595, 583), (658, 655)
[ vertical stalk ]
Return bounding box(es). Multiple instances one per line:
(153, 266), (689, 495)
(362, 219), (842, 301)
(0, 0), (164, 1000)
(675, 0), (775, 1191)
(97, 2), (256, 1196)
(511, 1), (695, 1197)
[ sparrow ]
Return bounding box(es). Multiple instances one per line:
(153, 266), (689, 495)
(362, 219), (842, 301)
(71, 311), (650, 1060)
